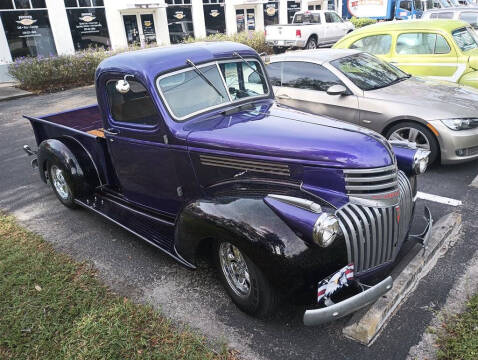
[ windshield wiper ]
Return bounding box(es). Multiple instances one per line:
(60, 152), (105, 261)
(232, 52), (268, 83)
(186, 59), (225, 99)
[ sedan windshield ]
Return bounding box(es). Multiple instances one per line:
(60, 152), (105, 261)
(157, 59), (268, 120)
(330, 53), (410, 91)
(452, 27), (478, 52)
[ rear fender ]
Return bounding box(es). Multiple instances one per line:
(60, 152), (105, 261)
(37, 138), (100, 198)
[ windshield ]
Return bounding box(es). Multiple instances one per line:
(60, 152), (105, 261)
(452, 27), (478, 51)
(330, 53), (410, 91)
(157, 59), (269, 120)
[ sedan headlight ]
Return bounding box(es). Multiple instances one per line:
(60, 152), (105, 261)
(441, 118), (478, 131)
(413, 148), (430, 174)
(313, 213), (341, 247)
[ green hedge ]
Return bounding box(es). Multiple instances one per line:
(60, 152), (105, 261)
(183, 31), (272, 54)
(350, 17), (377, 29)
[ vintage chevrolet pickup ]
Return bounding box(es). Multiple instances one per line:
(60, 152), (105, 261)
(23, 42), (432, 325)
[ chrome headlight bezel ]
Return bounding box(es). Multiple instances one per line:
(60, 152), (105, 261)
(312, 213), (342, 247)
(413, 148), (430, 174)
(441, 118), (478, 131)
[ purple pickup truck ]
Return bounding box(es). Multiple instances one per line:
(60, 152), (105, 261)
(23, 42), (432, 325)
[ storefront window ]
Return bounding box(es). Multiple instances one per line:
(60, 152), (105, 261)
(203, 0), (225, 35)
(0, 8), (57, 59)
(166, 1), (194, 44)
(65, 1), (110, 50)
(287, 1), (300, 23)
(264, 1), (279, 26)
(140, 14), (156, 44)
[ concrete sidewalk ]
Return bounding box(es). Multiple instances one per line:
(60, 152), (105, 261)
(0, 83), (32, 102)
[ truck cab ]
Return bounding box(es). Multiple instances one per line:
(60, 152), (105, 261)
(24, 42), (432, 326)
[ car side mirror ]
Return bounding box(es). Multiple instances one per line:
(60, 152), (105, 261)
(326, 84), (348, 96)
(248, 72), (262, 84)
(116, 74), (134, 94)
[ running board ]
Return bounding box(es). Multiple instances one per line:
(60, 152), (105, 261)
(75, 195), (195, 269)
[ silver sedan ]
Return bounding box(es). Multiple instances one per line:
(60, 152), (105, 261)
(266, 49), (478, 164)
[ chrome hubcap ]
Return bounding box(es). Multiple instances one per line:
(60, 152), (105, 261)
(307, 41), (316, 49)
(51, 165), (70, 200)
(388, 127), (430, 151)
(219, 242), (251, 297)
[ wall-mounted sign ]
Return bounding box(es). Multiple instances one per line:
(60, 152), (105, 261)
(1, 10), (57, 59)
(66, 7), (110, 50)
(173, 11), (184, 20)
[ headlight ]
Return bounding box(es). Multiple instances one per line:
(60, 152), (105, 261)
(312, 213), (341, 247)
(441, 118), (478, 131)
(413, 148), (430, 174)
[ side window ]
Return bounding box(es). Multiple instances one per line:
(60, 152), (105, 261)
(312, 14), (320, 23)
(436, 12), (453, 19)
(460, 12), (478, 29)
(350, 34), (392, 54)
(282, 61), (343, 91)
(106, 80), (158, 126)
(331, 12), (343, 23)
(266, 62), (282, 86)
(324, 13), (333, 23)
(399, 1), (412, 11)
(396, 32), (450, 54)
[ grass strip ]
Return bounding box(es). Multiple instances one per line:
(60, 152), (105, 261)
(436, 293), (478, 360)
(0, 214), (237, 360)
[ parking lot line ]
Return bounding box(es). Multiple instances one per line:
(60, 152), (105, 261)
(470, 174), (478, 188)
(416, 192), (462, 207)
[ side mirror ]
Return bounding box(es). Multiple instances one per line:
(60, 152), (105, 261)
(326, 84), (348, 96)
(248, 72), (262, 84)
(115, 74), (134, 94)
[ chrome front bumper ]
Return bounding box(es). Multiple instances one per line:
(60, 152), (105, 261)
(303, 276), (393, 326)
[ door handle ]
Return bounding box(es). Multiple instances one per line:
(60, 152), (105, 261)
(276, 94), (291, 100)
(103, 128), (120, 136)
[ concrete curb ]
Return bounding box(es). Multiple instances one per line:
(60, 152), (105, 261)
(0, 87), (32, 102)
(342, 212), (462, 346)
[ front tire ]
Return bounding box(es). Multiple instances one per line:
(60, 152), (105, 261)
(385, 122), (439, 164)
(214, 240), (278, 318)
(47, 160), (77, 208)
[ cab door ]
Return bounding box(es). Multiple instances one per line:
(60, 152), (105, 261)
(100, 76), (182, 215)
(267, 61), (359, 124)
(389, 31), (461, 82)
(324, 12), (341, 44)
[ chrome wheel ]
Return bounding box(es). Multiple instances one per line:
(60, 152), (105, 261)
(306, 39), (317, 49)
(50, 165), (70, 200)
(388, 127), (430, 150)
(219, 242), (251, 297)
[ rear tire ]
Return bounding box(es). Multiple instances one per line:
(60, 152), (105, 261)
(214, 240), (278, 318)
(385, 122), (439, 164)
(305, 37), (317, 49)
(47, 160), (77, 209)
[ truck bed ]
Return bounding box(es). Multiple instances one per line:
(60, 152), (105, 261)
(41, 104), (104, 135)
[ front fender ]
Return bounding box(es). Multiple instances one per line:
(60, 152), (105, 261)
(37, 138), (99, 198)
(175, 196), (348, 296)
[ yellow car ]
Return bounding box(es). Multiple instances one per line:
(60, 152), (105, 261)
(333, 20), (478, 89)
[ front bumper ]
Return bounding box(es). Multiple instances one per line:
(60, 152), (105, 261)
(266, 40), (306, 48)
(304, 276), (393, 326)
(429, 121), (478, 164)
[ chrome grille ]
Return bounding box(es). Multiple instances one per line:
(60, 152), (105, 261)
(336, 171), (413, 273)
(343, 164), (398, 196)
(200, 154), (290, 176)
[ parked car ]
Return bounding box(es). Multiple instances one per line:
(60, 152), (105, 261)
(265, 10), (354, 53)
(422, 7), (478, 29)
(23, 42), (431, 326)
(342, 0), (424, 20)
(333, 20), (478, 90)
(266, 48), (478, 164)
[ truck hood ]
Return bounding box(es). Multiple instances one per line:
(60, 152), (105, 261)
(365, 77), (478, 118)
(185, 102), (393, 168)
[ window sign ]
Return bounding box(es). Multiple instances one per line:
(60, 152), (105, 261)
(264, 2), (279, 26)
(203, 1), (225, 35)
(66, 7), (110, 50)
(167, 5), (194, 43)
(140, 14), (156, 44)
(287, 1), (300, 23)
(0, 9), (57, 59)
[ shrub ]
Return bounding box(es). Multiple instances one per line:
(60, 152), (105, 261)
(183, 31), (273, 54)
(350, 17), (377, 29)
(8, 47), (112, 93)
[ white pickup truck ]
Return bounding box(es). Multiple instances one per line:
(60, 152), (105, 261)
(265, 10), (354, 53)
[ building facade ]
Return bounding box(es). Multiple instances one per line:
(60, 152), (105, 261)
(0, 0), (341, 81)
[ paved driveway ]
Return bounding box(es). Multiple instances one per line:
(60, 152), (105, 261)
(1, 86), (477, 360)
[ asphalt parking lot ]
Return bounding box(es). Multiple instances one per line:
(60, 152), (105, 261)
(1, 86), (477, 360)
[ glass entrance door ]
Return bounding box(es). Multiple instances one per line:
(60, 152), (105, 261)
(123, 15), (140, 45)
(236, 8), (255, 32)
(140, 14), (156, 44)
